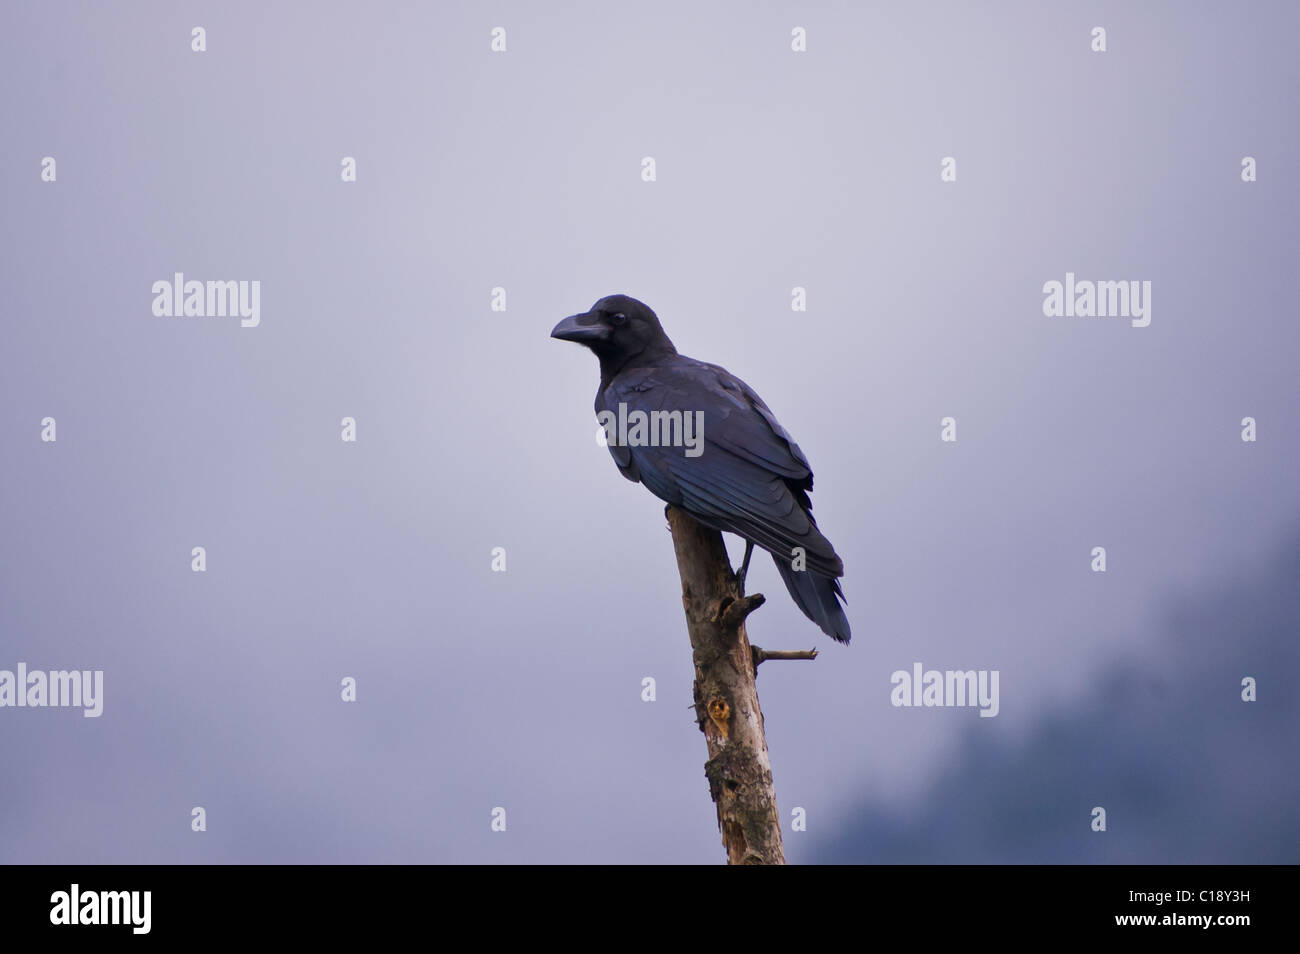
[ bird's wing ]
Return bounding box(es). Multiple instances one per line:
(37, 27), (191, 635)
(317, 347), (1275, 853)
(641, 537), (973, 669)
(598, 361), (842, 577)
(693, 360), (815, 487)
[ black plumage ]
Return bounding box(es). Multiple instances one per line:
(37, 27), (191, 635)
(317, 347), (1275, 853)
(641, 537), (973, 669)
(552, 294), (851, 643)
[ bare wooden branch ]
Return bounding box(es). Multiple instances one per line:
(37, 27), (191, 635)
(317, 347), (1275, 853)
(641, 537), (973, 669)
(752, 646), (819, 668)
(664, 505), (785, 865)
(713, 593), (766, 629)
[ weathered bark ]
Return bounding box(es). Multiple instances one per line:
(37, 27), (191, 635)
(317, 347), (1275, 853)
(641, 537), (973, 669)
(665, 505), (785, 865)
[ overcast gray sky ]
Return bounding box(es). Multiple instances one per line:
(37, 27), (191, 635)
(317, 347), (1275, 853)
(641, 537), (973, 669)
(1, 1), (1296, 863)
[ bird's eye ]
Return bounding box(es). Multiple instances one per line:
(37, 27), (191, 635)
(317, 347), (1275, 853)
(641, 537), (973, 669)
(610, 312), (627, 326)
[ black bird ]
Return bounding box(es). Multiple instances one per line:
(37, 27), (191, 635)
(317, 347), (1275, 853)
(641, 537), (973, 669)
(551, 294), (851, 643)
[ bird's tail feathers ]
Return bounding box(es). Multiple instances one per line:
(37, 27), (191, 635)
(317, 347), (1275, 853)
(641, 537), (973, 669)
(773, 556), (851, 644)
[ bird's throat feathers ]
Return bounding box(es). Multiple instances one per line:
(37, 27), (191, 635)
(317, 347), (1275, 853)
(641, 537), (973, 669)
(596, 338), (678, 391)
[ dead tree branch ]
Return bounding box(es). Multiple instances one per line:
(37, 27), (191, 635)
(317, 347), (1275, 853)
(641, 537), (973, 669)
(751, 647), (819, 669)
(665, 505), (788, 865)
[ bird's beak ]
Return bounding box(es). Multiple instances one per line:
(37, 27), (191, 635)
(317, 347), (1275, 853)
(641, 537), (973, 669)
(551, 311), (610, 344)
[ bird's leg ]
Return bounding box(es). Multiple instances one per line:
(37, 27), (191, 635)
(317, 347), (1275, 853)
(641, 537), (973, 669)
(735, 540), (754, 593)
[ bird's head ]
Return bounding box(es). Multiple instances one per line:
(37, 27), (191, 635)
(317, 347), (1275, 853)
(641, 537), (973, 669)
(551, 294), (676, 370)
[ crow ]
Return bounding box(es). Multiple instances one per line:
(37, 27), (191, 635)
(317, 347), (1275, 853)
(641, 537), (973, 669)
(551, 294), (851, 643)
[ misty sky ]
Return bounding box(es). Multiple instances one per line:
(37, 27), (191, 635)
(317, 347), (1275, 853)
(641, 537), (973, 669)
(1, 1), (1296, 863)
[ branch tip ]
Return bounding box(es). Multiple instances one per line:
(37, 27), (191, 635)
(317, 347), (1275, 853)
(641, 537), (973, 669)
(751, 646), (820, 668)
